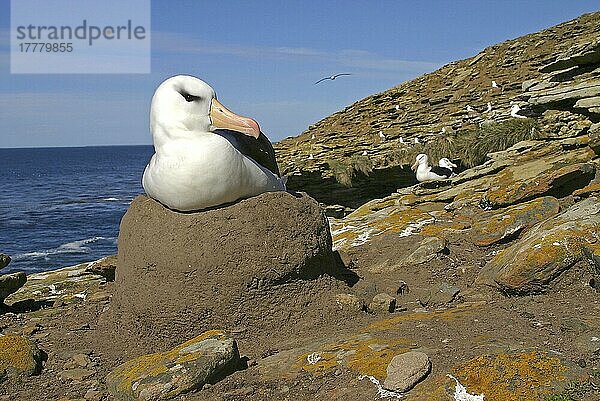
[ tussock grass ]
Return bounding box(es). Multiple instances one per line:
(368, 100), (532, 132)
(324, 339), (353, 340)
(392, 118), (540, 168)
(327, 155), (374, 187)
(325, 118), (539, 187)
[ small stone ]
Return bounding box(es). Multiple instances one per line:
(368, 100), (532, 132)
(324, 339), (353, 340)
(369, 293), (397, 313)
(0, 272), (27, 303)
(53, 299), (66, 308)
(421, 283), (460, 307)
(87, 291), (110, 303)
(84, 389), (102, 401)
(335, 293), (364, 311)
(22, 323), (42, 336)
(59, 368), (95, 382)
(403, 237), (447, 266)
(0, 254), (10, 270)
(72, 353), (92, 368)
(383, 351), (431, 393)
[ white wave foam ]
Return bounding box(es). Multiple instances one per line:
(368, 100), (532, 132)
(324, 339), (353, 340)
(12, 236), (114, 261)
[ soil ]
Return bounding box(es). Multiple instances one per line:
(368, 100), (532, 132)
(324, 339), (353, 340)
(1, 218), (600, 400)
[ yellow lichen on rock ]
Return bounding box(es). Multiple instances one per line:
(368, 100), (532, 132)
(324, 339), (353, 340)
(451, 352), (569, 401)
(0, 334), (43, 379)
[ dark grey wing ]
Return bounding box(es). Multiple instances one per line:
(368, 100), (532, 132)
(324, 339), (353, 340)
(314, 77), (329, 85)
(214, 129), (280, 176)
(429, 166), (452, 178)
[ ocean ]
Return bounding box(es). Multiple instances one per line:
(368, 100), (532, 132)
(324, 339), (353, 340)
(0, 146), (155, 274)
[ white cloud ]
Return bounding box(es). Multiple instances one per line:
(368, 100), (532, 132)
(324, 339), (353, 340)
(152, 31), (440, 73)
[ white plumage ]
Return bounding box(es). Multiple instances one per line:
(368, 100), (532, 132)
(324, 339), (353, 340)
(142, 75), (285, 211)
(411, 154), (452, 182)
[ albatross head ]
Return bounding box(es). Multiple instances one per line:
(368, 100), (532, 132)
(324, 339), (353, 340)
(439, 157), (457, 169)
(150, 75), (260, 144)
(411, 153), (428, 171)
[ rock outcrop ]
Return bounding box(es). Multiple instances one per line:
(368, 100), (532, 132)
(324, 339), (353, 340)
(0, 272), (26, 304)
(107, 192), (356, 355)
(478, 197), (600, 294)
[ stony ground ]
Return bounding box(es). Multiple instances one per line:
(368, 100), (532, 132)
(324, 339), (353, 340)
(2, 11), (600, 401)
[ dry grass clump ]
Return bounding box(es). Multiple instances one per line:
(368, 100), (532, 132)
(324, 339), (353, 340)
(395, 118), (540, 168)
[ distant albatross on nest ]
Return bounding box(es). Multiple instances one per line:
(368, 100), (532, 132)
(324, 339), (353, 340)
(411, 154), (452, 182)
(142, 75), (286, 212)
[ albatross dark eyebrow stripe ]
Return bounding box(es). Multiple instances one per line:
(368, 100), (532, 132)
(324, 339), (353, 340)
(181, 92), (201, 102)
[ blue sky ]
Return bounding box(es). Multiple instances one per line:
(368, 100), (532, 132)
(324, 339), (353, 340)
(0, 1), (598, 148)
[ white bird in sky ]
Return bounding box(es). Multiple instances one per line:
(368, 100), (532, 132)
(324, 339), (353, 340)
(314, 73), (352, 85)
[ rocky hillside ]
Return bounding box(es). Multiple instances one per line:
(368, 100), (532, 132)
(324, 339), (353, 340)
(275, 12), (600, 209)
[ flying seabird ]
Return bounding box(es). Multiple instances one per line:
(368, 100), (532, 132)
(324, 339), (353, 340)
(142, 75), (286, 211)
(314, 73), (352, 85)
(438, 157), (458, 177)
(510, 103), (528, 119)
(411, 154), (452, 182)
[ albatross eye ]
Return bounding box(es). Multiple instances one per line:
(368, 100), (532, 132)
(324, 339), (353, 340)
(181, 92), (201, 102)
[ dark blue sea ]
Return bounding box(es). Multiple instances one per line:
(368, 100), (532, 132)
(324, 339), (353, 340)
(0, 146), (155, 274)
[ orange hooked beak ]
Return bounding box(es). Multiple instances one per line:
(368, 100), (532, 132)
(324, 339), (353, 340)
(411, 160), (419, 171)
(209, 98), (261, 139)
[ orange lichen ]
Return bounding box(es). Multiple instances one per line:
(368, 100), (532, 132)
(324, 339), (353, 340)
(295, 337), (414, 379)
(451, 352), (568, 401)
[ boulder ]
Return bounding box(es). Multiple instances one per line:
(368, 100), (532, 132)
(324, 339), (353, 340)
(478, 197), (600, 294)
(106, 193), (354, 354)
(470, 196), (560, 246)
(403, 237), (447, 265)
(383, 351), (431, 393)
(106, 330), (241, 401)
(421, 283), (460, 307)
(0, 334), (45, 381)
(0, 254), (10, 270)
(85, 255), (117, 281)
(369, 293), (396, 313)
(0, 272), (26, 303)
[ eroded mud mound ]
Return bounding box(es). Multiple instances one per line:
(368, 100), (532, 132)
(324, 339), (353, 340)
(103, 192), (357, 356)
